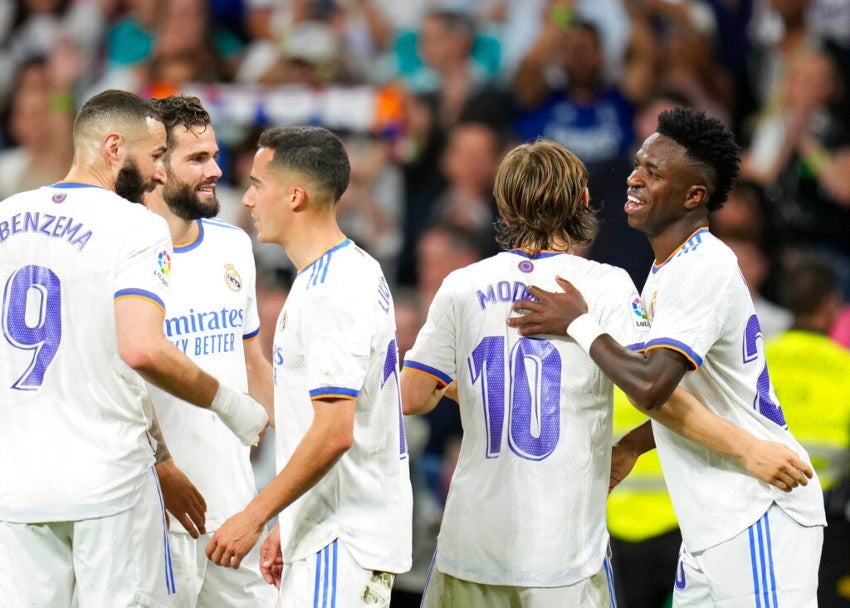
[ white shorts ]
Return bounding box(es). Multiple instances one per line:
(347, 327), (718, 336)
(421, 552), (617, 608)
(0, 467), (174, 608)
(169, 530), (277, 608)
(278, 538), (394, 608)
(673, 503), (823, 608)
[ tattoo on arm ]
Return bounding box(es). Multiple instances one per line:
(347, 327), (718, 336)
(149, 408), (172, 464)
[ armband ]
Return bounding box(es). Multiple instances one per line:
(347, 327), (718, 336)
(566, 313), (604, 353)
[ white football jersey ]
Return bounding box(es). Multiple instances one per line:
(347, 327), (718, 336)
(272, 239), (412, 573)
(146, 218), (261, 532)
(0, 183), (172, 522)
(404, 250), (648, 587)
(641, 228), (826, 552)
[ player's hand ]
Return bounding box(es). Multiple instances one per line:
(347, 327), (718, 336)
(739, 439), (813, 492)
(609, 442), (639, 493)
(205, 509), (265, 569)
(507, 276), (588, 336)
(156, 459), (206, 538)
(260, 523), (284, 588)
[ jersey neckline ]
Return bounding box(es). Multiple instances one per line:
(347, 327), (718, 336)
(50, 181), (106, 189)
(507, 249), (563, 259)
(652, 227), (710, 271)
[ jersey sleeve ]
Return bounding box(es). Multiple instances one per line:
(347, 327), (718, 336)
(642, 259), (733, 369)
(113, 212), (172, 311)
(300, 282), (372, 400)
(596, 267), (650, 351)
(403, 274), (459, 387)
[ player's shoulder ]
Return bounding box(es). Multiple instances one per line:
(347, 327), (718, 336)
(197, 217), (252, 244)
(655, 229), (736, 279)
(300, 239), (380, 291)
(678, 228), (734, 266)
(569, 255), (633, 280)
(552, 255), (636, 293)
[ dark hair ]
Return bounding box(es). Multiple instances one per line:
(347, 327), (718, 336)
(150, 95), (211, 153)
(257, 126), (350, 202)
(493, 139), (596, 253)
(781, 254), (840, 317)
(656, 107), (740, 211)
(428, 9), (476, 40)
(73, 89), (161, 144)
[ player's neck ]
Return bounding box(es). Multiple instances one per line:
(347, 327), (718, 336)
(62, 163), (113, 191)
(143, 190), (198, 246)
(168, 216), (199, 248)
(648, 219), (709, 263)
(514, 236), (574, 254)
(285, 216), (346, 272)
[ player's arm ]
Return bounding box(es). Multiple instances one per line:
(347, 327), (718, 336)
(646, 387), (813, 491)
(610, 419), (655, 492)
(508, 278), (813, 490)
(400, 367), (449, 415)
(115, 297), (268, 445)
(508, 276), (687, 408)
(205, 397), (355, 568)
(244, 336), (275, 426)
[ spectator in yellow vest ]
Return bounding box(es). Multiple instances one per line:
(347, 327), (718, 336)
(766, 254), (850, 607)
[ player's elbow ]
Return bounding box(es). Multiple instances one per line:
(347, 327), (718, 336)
(400, 370), (440, 415)
(118, 342), (160, 374)
(327, 428), (354, 456)
(627, 381), (672, 413)
(402, 397), (423, 416)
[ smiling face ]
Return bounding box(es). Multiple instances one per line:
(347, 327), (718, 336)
(162, 124), (222, 220)
(625, 132), (709, 243)
(242, 147), (290, 245)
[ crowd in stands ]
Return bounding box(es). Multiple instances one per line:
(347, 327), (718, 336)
(3, 0), (850, 605)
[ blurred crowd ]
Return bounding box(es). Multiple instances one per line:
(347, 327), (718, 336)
(3, 0), (850, 604)
(2, 0), (849, 297)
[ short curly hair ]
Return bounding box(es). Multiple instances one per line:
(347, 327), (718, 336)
(150, 95), (212, 156)
(656, 107), (740, 211)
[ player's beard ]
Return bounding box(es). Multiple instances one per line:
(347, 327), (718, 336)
(116, 156), (154, 203)
(163, 174), (220, 221)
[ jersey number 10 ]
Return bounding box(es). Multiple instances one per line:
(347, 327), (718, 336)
(470, 336), (561, 461)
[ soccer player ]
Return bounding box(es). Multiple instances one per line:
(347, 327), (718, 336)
(401, 140), (641, 607)
(400, 139), (811, 608)
(0, 89), (268, 608)
(509, 108), (826, 605)
(143, 95), (277, 608)
(205, 126), (412, 606)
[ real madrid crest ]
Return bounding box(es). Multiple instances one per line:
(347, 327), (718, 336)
(647, 291), (657, 324)
(278, 310), (288, 332)
(224, 263), (242, 291)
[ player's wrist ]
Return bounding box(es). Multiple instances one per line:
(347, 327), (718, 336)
(211, 384), (268, 446)
(566, 313), (604, 353)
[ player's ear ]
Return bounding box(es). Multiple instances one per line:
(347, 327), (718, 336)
(102, 133), (123, 166)
(290, 185), (307, 211)
(684, 185), (708, 210)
